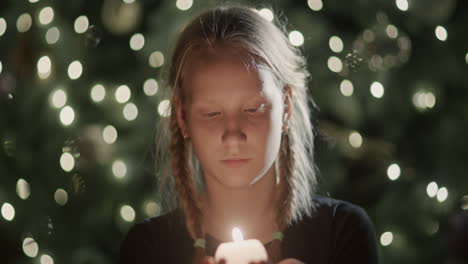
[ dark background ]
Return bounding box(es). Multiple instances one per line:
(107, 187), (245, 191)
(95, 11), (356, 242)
(1, 0), (467, 263)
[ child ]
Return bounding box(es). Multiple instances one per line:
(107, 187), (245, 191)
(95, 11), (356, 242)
(119, 4), (379, 264)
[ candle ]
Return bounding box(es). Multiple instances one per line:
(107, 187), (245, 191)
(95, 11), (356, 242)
(214, 227), (268, 264)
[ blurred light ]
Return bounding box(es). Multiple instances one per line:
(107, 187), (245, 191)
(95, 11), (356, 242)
(288, 31), (304, 46)
(370, 81), (384, 98)
(29, 0), (40, 2)
(40, 254), (54, 264)
(59, 106), (75, 126)
(348, 131), (362, 148)
(149, 51), (164, 68)
(143, 78), (158, 96)
(176, 0), (193, 10)
(120, 205), (135, 222)
(74, 15), (89, 34)
(380, 231), (393, 246)
(1, 203), (15, 221)
(435, 26), (447, 41)
(17, 13), (32, 33)
(50, 89), (67, 109)
(112, 160), (127, 178)
(0, 60), (2, 74)
(329, 36), (343, 53)
(60, 152), (74, 172)
(158, 99), (171, 117)
(363, 29), (375, 42)
(395, 0), (408, 11)
(340, 79), (353, 96)
(426, 181), (438, 198)
(130, 33), (145, 51)
(123, 103), (138, 121)
(123, 0), (135, 3)
(37, 56), (51, 79)
(23, 237), (39, 258)
(465, 52), (468, 64)
(144, 200), (161, 217)
(16, 178), (31, 200)
(387, 163), (401, 181)
(461, 195), (468, 210)
(258, 8), (274, 22)
(386, 24), (398, 39)
(427, 220), (439, 235)
(436, 187), (448, 202)
(327, 56), (343, 73)
(115, 85), (131, 103)
(0, 18), (6, 37)
(39, 7), (54, 25)
(412, 90), (436, 110)
(90, 84), (106, 102)
(54, 188), (68, 206)
(307, 0), (323, 11)
(45, 27), (60, 44)
(67, 60), (83, 80)
(103, 125), (118, 144)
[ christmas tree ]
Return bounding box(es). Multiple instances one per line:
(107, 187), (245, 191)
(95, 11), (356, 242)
(1, 0), (467, 263)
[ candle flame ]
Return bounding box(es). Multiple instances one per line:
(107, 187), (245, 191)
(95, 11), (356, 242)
(232, 227), (243, 241)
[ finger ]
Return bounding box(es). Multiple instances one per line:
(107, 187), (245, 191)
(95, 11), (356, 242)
(218, 258), (226, 264)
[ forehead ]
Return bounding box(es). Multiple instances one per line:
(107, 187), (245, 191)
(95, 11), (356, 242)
(182, 53), (268, 103)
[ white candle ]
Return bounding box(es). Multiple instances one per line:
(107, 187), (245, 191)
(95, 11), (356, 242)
(214, 227), (268, 264)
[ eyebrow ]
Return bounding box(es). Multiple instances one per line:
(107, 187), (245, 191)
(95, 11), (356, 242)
(192, 94), (267, 104)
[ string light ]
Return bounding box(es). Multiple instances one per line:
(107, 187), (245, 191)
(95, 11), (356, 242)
(435, 26), (447, 41)
(340, 79), (353, 96)
(327, 56), (343, 73)
(1, 202), (15, 221)
(380, 231), (393, 246)
(329, 36), (343, 53)
(288, 31), (304, 46)
(120, 205), (135, 222)
(16, 178), (31, 200)
(307, 0), (323, 11)
(0, 17), (6, 37)
(143, 78), (158, 96)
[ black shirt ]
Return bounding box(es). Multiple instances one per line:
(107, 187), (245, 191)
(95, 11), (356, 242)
(119, 195), (379, 264)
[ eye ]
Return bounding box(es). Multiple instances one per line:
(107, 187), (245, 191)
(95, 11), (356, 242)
(245, 103), (270, 114)
(204, 112), (220, 117)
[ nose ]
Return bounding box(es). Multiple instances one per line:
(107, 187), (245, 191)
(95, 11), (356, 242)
(221, 113), (247, 144)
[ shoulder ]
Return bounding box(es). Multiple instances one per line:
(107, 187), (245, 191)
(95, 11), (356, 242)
(311, 194), (374, 226)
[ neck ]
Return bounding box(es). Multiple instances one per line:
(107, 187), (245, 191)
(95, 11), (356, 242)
(200, 165), (278, 243)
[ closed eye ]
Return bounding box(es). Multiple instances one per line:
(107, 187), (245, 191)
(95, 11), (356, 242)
(205, 112), (220, 117)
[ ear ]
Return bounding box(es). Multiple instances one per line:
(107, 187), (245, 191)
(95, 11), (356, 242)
(283, 86), (293, 132)
(175, 98), (189, 139)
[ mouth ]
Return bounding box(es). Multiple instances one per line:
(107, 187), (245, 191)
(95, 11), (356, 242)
(221, 159), (251, 168)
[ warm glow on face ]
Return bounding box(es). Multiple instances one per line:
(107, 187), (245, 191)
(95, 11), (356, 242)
(232, 227), (243, 241)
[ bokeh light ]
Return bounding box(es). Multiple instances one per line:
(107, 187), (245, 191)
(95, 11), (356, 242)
(123, 103), (138, 121)
(40, 254), (54, 264)
(288, 31), (304, 46)
(112, 160), (127, 178)
(340, 79), (353, 96)
(67, 60), (83, 80)
(158, 99), (171, 117)
(0, 17), (7, 36)
(115, 85), (131, 103)
(412, 90), (436, 110)
(120, 205), (135, 222)
(103, 125), (118, 144)
(436, 187), (448, 202)
(380, 231), (393, 246)
(176, 0), (193, 11)
(90, 84), (106, 102)
(349, 131), (363, 148)
(37, 55), (52, 79)
(327, 56), (343, 73)
(130, 33), (145, 51)
(258, 8), (274, 22)
(16, 178), (31, 200)
(54, 188), (68, 206)
(435, 26), (447, 41)
(387, 163), (401, 181)
(60, 152), (75, 172)
(46, 27), (60, 44)
(50, 89), (67, 109)
(38, 7), (54, 25)
(426, 181), (438, 198)
(149, 51), (164, 68)
(23, 237), (39, 258)
(307, 0), (323, 11)
(143, 78), (158, 96)
(74, 15), (89, 34)
(143, 200), (161, 217)
(17, 13), (32, 32)
(1, 202), (15, 221)
(395, 0), (408, 11)
(329, 36), (343, 53)
(386, 24), (398, 39)
(59, 106), (75, 126)
(370, 81), (384, 98)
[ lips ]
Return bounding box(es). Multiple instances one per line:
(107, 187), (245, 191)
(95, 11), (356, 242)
(221, 159), (251, 168)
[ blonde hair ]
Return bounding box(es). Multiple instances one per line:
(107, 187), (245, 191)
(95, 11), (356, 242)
(154, 4), (319, 263)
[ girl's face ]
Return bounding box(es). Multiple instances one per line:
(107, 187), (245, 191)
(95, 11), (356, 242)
(176, 53), (290, 189)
